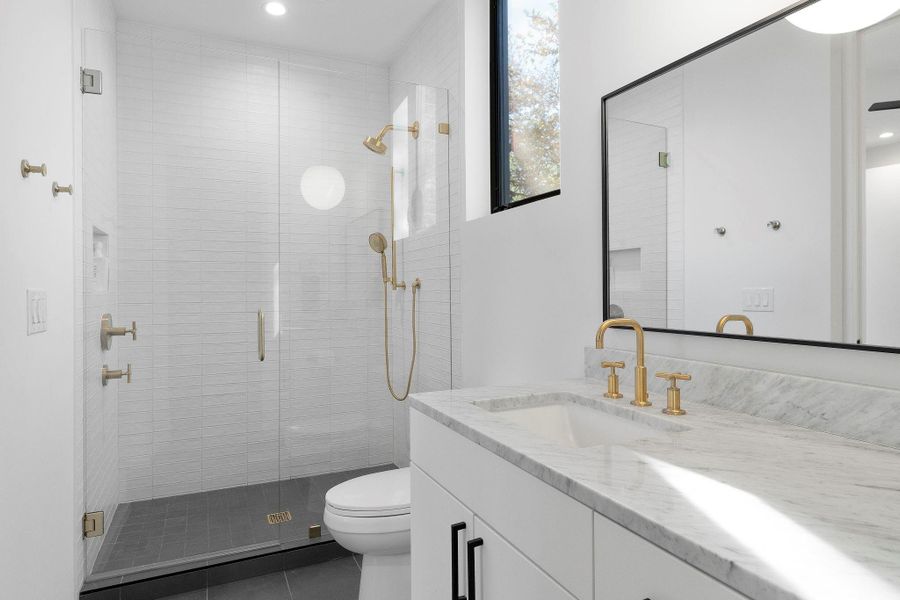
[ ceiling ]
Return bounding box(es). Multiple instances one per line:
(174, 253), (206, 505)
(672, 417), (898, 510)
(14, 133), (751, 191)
(111, 0), (443, 65)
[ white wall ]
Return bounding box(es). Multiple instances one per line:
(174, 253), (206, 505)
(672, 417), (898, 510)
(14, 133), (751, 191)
(0, 1), (77, 598)
(461, 0), (900, 390)
(682, 21), (836, 339)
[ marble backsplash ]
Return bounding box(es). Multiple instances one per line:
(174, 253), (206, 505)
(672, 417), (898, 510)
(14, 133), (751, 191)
(586, 348), (900, 450)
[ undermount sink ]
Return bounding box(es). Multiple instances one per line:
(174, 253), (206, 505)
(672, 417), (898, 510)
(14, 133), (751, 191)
(475, 393), (684, 448)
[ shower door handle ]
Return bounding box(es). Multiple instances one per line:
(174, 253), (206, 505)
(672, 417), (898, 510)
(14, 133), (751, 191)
(258, 309), (265, 362)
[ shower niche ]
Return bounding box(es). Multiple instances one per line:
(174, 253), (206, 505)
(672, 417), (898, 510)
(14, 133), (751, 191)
(79, 25), (452, 589)
(90, 227), (109, 295)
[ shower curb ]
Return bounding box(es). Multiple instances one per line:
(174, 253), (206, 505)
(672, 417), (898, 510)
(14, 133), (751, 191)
(79, 540), (350, 599)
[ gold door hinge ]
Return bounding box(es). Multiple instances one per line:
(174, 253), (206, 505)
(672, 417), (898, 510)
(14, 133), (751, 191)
(83, 511), (104, 538)
(309, 524), (322, 538)
(658, 152), (670, 168)
(438, 122), (450, 135)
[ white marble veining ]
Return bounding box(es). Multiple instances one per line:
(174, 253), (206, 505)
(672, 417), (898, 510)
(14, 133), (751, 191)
(410, 379), (900, 600)
(586, 348), (900, 449)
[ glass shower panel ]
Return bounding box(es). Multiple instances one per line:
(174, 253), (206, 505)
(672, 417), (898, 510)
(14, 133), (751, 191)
(277, 63), (451, 546)
(81, 29), (282, 583)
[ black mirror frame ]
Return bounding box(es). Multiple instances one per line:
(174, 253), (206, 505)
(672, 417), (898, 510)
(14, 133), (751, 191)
(601, 0), (900, 355)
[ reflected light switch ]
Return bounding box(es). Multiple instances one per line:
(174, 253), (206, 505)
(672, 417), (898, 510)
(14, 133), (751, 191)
(26, 289), (47, 335)
(742, 287), (775, 313)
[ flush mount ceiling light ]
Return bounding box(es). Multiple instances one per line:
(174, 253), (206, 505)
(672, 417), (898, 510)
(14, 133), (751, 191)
(881, 131), (896, 139)
(264, 2), (287, 16)
(786, 0), (900, 34)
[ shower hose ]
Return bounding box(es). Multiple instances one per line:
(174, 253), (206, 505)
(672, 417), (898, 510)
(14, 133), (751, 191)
(382, 278), (420, 401)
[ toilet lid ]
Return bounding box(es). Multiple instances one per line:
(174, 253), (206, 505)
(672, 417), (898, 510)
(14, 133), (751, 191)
(325, 467), (410, 517)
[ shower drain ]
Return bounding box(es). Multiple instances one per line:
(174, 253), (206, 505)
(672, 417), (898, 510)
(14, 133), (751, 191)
(266, 511), (293, 525)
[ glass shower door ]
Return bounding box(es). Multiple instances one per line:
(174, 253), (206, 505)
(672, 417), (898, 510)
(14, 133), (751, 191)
(81, 29), (282, 583)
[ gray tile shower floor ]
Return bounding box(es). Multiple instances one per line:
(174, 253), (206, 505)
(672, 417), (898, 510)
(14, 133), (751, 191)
(92, 466), (391, 577)
(156, 555), (361, 600)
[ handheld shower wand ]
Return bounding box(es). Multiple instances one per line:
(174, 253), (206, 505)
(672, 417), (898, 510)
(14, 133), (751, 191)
(368, 232), (389, 284)
(368, 231), (420, 401)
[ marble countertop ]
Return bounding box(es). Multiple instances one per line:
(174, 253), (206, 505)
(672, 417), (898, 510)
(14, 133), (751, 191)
(410, 379), (900, 600)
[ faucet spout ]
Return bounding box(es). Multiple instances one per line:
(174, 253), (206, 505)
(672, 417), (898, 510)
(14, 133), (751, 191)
(595, 318), (651, 407)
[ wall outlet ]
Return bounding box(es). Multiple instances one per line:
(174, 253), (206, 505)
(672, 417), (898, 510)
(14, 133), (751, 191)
(26, 289), (47, 335)
(742, 287), (774, 312)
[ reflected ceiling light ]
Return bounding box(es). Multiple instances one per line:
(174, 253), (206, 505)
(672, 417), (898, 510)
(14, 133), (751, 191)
(264, 2), (287, 16)
(301, 166), (346, 211)
(786, 0), (900, 34)
(880, 131), (895, 139)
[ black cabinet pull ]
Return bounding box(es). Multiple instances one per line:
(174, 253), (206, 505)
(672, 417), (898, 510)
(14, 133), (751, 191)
(451, 522), (467, 600)
(467, 538), (484, 600)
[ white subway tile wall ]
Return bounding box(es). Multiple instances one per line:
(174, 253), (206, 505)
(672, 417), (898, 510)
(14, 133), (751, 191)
(605, 70), (685, 329)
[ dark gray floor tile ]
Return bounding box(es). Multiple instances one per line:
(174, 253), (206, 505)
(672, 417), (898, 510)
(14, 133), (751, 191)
(207, 572), (291, 600)
(93, 466), (393, 578)
(154, 590), (207, 600)
(284, 557), (360, 600)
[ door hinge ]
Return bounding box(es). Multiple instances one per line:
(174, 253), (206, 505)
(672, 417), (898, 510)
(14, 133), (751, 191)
(658, 151), (670, 168)
(81, 68), (103, 95)
(83, 511), (104, 538)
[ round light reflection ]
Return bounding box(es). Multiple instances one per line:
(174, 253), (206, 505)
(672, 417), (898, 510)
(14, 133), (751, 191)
(786, 0), (900, 34)
(301, 166), (346, 211)
(265, 2), (287, 16)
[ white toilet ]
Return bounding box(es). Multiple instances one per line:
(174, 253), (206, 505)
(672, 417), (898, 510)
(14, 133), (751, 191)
(324, 468), (411, 600)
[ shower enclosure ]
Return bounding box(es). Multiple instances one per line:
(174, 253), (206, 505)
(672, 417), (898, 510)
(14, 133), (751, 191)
(79, 26), (451, 588)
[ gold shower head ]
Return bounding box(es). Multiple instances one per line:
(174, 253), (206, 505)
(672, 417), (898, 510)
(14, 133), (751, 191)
(363, 135), (388, 155)
(362, 121), (420, 155)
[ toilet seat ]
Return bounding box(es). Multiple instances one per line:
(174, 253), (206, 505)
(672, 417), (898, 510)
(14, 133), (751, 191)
(325, 468), (410, 518)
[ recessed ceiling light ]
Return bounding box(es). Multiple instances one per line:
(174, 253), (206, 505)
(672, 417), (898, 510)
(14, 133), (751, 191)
(881, 131), (896, 139)
(786, 0), (900, 34)
(265, 2), (287, 16)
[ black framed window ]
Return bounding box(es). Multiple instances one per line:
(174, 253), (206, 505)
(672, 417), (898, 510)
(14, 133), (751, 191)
(490, 0), (560, 212)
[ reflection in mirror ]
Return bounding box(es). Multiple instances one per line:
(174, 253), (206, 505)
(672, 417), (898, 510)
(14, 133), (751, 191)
(604, 7), (900, 350)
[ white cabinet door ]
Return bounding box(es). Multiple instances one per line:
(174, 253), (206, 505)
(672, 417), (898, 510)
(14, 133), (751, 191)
(411, 463), (474, 600)
(411, 411), (594, 600)
(472, 516), (578, 600)
(594, 513), (748, 600)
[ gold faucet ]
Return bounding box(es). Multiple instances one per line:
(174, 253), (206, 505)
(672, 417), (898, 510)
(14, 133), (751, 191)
(595, 318), (651, 407)
(716, 314), (754, 335)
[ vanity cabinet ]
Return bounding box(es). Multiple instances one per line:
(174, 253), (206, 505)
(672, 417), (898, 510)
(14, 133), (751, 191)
(411, 409), (750, 600)
(411, 411), (593, 600)
(594, 514), (748, 600)
(411, 465), (577, 600)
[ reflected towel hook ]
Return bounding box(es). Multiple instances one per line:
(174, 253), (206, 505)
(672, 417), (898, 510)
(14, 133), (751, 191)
(713, 226), (727, 237)
(767, 220), (782, 231)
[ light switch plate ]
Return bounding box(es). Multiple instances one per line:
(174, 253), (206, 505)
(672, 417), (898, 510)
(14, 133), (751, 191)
(742, 287), (774, 312)
(26, 289), (48, 335)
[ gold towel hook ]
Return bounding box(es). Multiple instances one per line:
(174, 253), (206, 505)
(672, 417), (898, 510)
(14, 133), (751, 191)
(21, 159), (47, 178)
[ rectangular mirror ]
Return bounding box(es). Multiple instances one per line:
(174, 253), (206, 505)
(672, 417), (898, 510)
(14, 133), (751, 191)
(602, 1), (900, 353)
